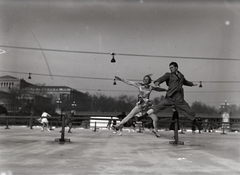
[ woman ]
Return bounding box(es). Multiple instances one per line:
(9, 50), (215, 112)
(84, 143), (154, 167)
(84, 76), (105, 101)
(38, 112), (51, 132)
(112, 75), (166, 137)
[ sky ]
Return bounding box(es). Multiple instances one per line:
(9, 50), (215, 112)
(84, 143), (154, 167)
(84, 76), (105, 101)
(0, 0), (240, 108)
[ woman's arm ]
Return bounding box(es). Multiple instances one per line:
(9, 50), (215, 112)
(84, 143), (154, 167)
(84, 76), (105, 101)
(115, 76), (138, 87)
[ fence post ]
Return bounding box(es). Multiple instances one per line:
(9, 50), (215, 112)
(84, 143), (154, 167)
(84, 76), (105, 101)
(5, 118), (10, 129)
(29, 118), (33, 129)
(55, 115), (70, 143)
(136, 121), (143, 133)
(93, 121), (97, 132)
(49, 120), (53, 130)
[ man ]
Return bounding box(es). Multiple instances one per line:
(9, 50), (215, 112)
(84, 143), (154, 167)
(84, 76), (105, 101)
(138, 62), (203, 130)
(60, 111), (74, 133)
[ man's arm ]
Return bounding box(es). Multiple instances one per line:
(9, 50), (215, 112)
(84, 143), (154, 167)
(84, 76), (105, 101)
(153, 73), (170, 86)
(183, 78), (198, 87)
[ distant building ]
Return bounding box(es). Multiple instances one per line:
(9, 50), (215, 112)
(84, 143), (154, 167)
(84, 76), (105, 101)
(0, 75), (84, 114)
(0, 75), (33, 93)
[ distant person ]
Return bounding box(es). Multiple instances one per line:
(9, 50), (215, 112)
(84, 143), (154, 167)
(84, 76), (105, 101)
(38, 112), (51, 132)
(197, 117), (203, 134)
(106, 118), (112, 130)
(60, 111), (74, 133)
(192, 124), (196, 134)
(204, 119), (213, 133)
(111, 75), (166, 138)
(112, 119), (117, 126)
(137, 62), (203, 131)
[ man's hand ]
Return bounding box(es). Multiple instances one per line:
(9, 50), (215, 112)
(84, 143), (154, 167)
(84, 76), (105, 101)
(154, 82), (159, 86)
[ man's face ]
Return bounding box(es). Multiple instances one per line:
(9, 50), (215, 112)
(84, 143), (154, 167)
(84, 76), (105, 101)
(169, 65), (178, 73)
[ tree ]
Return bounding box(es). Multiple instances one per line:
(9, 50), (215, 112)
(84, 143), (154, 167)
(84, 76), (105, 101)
(191, 101), (218, 114)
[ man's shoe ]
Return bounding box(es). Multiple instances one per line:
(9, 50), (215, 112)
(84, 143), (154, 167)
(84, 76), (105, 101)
(192, 119), (203, 131)
(68, 131), (72, 133)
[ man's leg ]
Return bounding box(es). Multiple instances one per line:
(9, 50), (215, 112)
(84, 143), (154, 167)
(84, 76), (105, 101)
(138, 99), (172, 120)
(176, 102), (203, 130)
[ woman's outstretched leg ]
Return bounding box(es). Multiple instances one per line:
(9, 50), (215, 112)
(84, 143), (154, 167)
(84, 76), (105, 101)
(112, 106), (142, 131)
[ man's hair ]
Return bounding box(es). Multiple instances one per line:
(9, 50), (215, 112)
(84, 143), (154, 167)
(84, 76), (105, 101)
(169, 62), (178, 68)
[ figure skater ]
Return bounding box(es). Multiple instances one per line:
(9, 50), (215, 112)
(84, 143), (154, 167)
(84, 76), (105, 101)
(38, 112), (51, 132)
(111, 75), (166, 137)
(137, 62), (203, 131)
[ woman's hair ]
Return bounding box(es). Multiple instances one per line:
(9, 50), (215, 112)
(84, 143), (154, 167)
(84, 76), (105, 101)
(143, 74), (152, 84)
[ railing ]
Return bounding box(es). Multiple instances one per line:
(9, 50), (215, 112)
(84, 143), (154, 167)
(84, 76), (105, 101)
(1, 111), (240, 132)
(1, 114), (239, 144)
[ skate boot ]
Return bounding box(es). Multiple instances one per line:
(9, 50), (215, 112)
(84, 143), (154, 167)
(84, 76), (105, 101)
(111, 125), (119, 133)
(152, 130), (161, 138)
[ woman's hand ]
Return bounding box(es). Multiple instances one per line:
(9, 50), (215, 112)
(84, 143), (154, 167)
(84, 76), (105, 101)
(115, 76), (122, 81)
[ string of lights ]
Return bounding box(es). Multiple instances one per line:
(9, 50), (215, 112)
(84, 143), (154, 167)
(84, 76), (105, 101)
(1, 44), (240, 61)
(77, 88), (240, 93)
(0, 69), (240, 84)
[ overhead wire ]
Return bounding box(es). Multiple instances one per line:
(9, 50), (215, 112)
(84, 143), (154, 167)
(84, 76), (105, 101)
(1, 44), (240, 61)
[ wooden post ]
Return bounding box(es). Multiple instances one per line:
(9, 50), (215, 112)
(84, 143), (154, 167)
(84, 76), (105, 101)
(136, 121), (142, 133)
(93, 121), (97, 132)
(55, 114), (70, 143)
(5, 118), (10, 129)
(29, 118), (33, 129)
(169, 119), (184, 145)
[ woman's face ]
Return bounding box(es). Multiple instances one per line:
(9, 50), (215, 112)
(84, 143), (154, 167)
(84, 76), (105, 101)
(143, 76), (151, 85)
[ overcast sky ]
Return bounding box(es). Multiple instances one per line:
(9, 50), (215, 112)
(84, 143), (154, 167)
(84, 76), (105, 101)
(0, 0), (240, 108)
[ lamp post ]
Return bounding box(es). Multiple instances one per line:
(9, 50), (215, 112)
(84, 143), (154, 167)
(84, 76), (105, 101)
(219, 100), (230, 134)
(55, 98), (70, 143)
(71, 101), (77, 117)
(71, 101), (77, 111)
